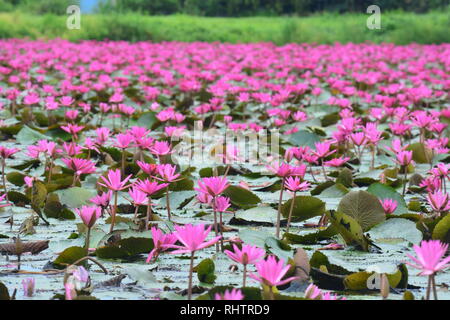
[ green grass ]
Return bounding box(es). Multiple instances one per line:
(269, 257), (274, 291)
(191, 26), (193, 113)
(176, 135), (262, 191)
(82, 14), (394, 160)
(0, 11), (449, 44)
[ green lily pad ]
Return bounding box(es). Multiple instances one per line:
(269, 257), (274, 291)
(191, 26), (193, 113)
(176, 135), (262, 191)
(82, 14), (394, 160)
(196, 258), (216, 284)
(406, 142), (431, 164)
(6, 171), (26, 187)
(326, 210), (371, 251)
(281, 196), (326, 222)
(96, 237), (153, 260)
(223, 186), (261, 208)
(337, 190), (386, 231)
(55, 187), (96, 208)
(16, 125), (49, 145)
(432, 214), (450, 243)
(288, 130), (321, 148)
(53, 246), (87, 269)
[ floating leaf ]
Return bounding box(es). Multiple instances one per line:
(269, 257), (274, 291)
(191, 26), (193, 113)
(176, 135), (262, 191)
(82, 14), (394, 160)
(196, 258), (216, 284)
(234, 206), (277, 225)
(44, 193), (75, 220)
(7, 191), (30, 206)
(6, 171), (26, 187)
(406, 142), (431, 164)
(265, 237), (292, 261)
(284, 227), (337, 245)
(369, 218), (422, 244)
(0, 282), (10, 300)
(238, 229), (271, 249)
(326, 210), (371, 251)
(336, 168), (353, 187)
(337, 190), (386, 231)
(288, 130), (321, 148)
(432, 214), (450, 243)
(0, 239), (49, 256)
(55, 187), (96, 208)
(281, 196), (325, 222)
(223, 186), (261, 208)
(320, 183), (349, 198)
(53, 246), (86, 269)
(96, 237), (153, 260)
(16, 126), (49, 145)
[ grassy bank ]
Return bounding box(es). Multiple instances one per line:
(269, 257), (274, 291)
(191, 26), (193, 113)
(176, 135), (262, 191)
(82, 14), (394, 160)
(0, 11), (449, 44)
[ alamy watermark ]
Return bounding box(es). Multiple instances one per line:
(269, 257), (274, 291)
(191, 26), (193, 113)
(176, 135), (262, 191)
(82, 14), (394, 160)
(169, 121), (280, 170)
(67, 5), (81, 30)
(367, 5), (381, 30)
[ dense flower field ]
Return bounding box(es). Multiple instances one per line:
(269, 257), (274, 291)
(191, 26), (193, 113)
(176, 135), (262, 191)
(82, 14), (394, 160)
(0, 40), (449, 300)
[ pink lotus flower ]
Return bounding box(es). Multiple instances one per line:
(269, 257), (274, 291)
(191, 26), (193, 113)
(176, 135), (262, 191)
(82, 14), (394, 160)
(196, 192), (213, 205)
(195, 177), (230, 197)
(137, 161), (158, 175)
(395, 150), (413, 166)
(62, 158), (96, 176)
(214, 196), (231, 213)
(75, 205), (101, 228)
(90, 191), (112, 209)
(304, 283), (322, 299)
(61, 123), (84, 139)
(313, 141), (336, 159)
(324, 157), (350, 167)
(98, 169), (132, 191)
(146, 227), (177, 263)
(22, 278), (35, 297)
(135, 179), (168, 196)
(95, 127), (111, 145)
(427, 191), (450, 214)
(150, 141), (172, 157)
(168, 224), (221, 254)
(284, 177), (310, 192)
(24, 176), (34, 188)
(0, 146), (19, 159)
(65, 109), (79, 121)
(214, 289), (244, 300)
(225, 244), (265, 266)
(128, 187), (148, 206)
(380, 198), (398, 214)
(155, 164), (181, 183)
(266, 162), (292, 178)
(114, 133), (134, 149)
(249, 255), (299, 287)
(406, 240), (450, 276)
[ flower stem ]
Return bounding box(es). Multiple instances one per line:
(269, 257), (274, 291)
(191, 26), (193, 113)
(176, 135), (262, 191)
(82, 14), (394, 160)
(432, 274), (438, 300)
(276, 178), (285, 239)
(243, 264), (247, 287)
(85, 227), (91, 255)
(219, 212), (224, 252)
(109, 191), (118, 233)
(402, 170), (408, 196)
(426, 275), (432, 300)
(145, 197), (152, 231)
(166, 186), (171, 221)
(1, 159), (8, 202)
(212, 196), (219, 253)
(286, 191), (297, 234)
(188, 252), (195, 300)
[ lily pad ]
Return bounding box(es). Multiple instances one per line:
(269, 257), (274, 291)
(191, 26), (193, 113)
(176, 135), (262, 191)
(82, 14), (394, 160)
(337, 190), (386, 231)
(223, 186), (261, 208)
(281, 196), (326, 222)
(55, 187), (96, 208)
